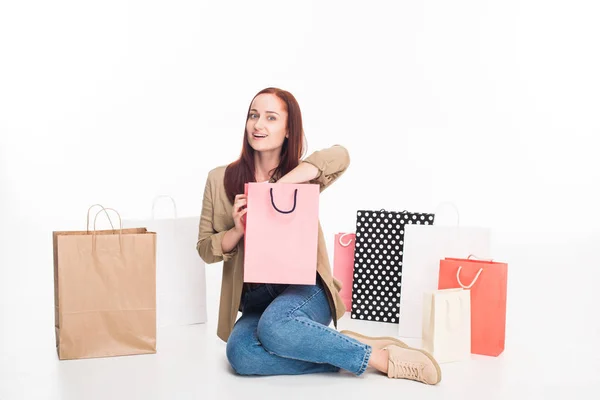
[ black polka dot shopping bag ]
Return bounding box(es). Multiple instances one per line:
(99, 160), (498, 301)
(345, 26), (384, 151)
(350, 209), (435, 323)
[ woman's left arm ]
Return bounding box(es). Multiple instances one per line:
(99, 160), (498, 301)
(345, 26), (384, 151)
(278, 145), (350, 192)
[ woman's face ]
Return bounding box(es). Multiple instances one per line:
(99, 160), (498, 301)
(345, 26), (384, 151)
(246, 93), (288, 154)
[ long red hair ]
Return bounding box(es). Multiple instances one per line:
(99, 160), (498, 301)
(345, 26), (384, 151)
(224, 87), (306, 203)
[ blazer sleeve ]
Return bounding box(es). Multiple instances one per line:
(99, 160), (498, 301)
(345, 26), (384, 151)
(302, 144), (351, 192)
(196, 173), (238, 264)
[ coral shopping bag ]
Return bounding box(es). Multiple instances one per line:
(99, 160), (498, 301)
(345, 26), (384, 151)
(333, 233), (355, 310)
(244, 183), (320, 285)
(438, 257), (508, 356)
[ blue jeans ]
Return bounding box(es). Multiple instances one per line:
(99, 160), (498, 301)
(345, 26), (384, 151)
(226, 278), (372, 376)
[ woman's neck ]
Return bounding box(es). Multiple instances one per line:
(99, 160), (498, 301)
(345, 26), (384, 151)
(254, 150), (280, 182)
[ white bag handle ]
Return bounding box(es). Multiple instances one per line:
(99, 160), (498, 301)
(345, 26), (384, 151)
(456, 266), (483, 289)
(152, 195), (178, 220)
(338, 232), (355, 247)
(434, 201), (460, 226)
(445, 295), (464, 332)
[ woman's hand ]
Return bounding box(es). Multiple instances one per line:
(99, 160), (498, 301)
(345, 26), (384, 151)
(232, 194), (247, 234)
(221, 194), (247, 254)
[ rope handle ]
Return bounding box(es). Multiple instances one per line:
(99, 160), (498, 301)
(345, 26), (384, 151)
(270, 188), (298, 214)
(151, 195), (178, 220)
(445, 295), (465, 331)
(92, 207), (123, 233)
(338, 232), (355, 247)
(91, 208), (123, 253)
(86, 204), (114, 233)
(467, 254), (494, 262)
(456, 266), (483, 289)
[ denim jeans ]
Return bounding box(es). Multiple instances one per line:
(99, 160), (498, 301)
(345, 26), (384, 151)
(225, 278), (372, 376)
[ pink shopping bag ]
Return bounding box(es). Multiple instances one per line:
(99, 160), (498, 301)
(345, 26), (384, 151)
(333, 233), (355, 310)
(244, 183), (320, 285)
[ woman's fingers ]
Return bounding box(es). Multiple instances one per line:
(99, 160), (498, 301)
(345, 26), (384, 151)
(234, 199), (247, 210)
(233, 204), (248, 215)
(233, 194), (248, 218)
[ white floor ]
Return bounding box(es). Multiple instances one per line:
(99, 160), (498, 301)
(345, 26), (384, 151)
(1, 307), (599, 400)
(2, 228), (600, 399)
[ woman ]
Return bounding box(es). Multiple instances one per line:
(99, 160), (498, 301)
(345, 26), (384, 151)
(196, 87), (441, 384)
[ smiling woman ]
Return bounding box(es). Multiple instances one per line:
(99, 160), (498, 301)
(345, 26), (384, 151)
(223, 88), (307, 204)
(195, 87), (441, 384)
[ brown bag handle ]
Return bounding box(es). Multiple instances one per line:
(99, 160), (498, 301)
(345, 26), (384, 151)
(86, 204), (114, 233)
(91, 208), (123, 252)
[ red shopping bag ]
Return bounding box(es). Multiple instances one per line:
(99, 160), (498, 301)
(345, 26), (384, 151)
(244, 183), (320, 284)
(438, 257), (508, 356)
(333, 233), (355, 310)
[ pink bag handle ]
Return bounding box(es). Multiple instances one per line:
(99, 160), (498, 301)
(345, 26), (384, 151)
(338, 233), (354, 247)
(270, 188), (298, 214)
(456, 266), (483, 289)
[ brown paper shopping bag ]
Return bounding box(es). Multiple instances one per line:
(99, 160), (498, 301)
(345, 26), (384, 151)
(53, 205), (157, 360)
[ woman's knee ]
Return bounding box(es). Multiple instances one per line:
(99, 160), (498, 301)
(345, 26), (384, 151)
(256, 310), (296, 355)
(226, 336), (255, 375)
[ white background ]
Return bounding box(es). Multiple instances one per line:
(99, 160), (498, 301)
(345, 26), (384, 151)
(1, 0), (599, 398)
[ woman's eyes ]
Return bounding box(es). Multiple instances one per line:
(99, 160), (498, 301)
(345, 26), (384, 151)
(249, 113), (276, 121)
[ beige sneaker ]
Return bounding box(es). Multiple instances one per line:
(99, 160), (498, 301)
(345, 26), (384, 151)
(340, 330), (409, 349)
(383, 345), (442, 385)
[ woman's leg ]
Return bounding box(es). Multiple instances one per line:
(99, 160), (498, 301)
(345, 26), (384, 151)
(225, 286), (340, 376)
(256, 281), (373, 376)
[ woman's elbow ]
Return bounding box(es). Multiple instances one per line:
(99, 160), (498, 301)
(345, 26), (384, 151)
(196, 238), (217, 264)
(341, 146), (350, 169)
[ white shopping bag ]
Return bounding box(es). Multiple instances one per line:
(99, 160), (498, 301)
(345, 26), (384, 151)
(123, 196), (207, 328)
(398, 222), (490, 338)
(422, 289), (471, 363)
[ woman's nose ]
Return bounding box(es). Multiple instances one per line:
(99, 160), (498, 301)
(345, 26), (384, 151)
(253, 117), (265, 130)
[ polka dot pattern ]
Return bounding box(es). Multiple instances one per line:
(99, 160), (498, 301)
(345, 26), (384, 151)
(350, 209), (435, 323)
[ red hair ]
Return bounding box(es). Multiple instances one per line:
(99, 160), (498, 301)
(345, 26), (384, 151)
(224, 87), (306, 203)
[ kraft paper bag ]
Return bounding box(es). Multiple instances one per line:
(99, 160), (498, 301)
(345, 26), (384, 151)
(422, 288), (471, 363)
(398, 224), (490, 338)
(53, 206), (157, 360)
(438, 257), (508, 357)
(333, 233), (355, 311)
(244, 183), (320, 285)
(123, 196), (207, 328)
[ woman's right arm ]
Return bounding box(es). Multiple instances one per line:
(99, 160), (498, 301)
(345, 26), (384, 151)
(220, 226), (244, 254)
(196, 175), (242, 264)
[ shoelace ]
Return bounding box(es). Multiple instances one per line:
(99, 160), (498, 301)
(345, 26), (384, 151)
(389, 359), (424, 381)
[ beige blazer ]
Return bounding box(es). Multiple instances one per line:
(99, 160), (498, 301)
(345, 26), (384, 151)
(196, 145), (351, 342)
